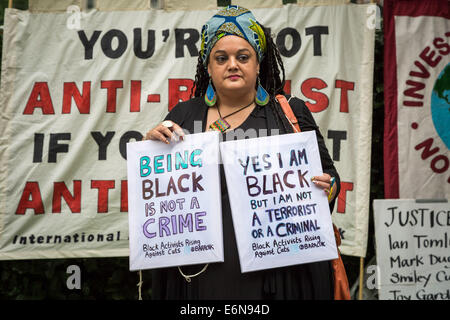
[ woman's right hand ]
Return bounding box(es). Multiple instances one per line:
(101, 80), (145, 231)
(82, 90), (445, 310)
(143, 120), (185, 144)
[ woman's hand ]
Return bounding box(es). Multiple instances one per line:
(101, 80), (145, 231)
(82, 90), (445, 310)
(143, 120), (185, 144)
(311, 173), (337, 203)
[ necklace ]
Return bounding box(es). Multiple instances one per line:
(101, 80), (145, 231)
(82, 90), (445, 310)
(209, 100), (254, 132)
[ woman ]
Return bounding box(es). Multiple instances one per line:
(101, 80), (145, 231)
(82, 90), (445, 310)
(145, 5), (341, 300)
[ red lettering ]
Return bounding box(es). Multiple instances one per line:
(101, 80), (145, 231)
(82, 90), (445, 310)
(415, 138), (449, 176)
(300, 78), (328, 113)
(431, 155), (449, 174)
(52, 181), (81, 213)
(62, 81), (91, 114)
(168, 78), (194, 111)
(15, 182), (45, 215)
(91, 180), (115, 213)
(433, 37), (450, 55)
(130, 80), (141, 112)
(409, 61), (430, 79)
(147, 94), (161, 103)
(419, 46), (442, 67)
(337, 181), (353, 214)
(23, 82), (55, 115)
(283, 80), (291, 95)
(335, 80), (354, 113)
(403, 101), (423, 107)
(101, 80), (123, 113)
(121, 180), (128, 212)
(403, 80), (425, 106)
(415, 138), (439, 160)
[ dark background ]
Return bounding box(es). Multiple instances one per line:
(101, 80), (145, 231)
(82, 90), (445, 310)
(0, 0), (383, 299)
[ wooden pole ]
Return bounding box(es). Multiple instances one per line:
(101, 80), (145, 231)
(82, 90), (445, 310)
(359, 257), (365, 300)
(8, 0), (13, 8)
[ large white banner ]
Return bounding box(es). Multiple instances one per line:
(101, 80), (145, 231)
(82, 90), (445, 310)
(221, 132), (338, 273)
(126, 132), (223, 271)
(0, 4), (374, 259)
(374, 199), (450, 300)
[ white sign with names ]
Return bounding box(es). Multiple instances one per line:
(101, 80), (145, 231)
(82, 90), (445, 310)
(374, 199), (450, 300)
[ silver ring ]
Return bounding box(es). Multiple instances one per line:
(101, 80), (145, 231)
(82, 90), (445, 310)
(162, 120), (173, 128)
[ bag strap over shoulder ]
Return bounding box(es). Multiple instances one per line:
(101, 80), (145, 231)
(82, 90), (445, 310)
(275, 94), (351, 300)
(275, 94), (301, 133)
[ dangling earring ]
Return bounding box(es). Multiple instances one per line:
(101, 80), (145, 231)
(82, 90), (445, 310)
(205, 79), (217, 106)
(255, 77), (269, 106)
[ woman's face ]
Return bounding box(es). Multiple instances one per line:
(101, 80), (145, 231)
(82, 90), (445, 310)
(208, 35), (259, 97)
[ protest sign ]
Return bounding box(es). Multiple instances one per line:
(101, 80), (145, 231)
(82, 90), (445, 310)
(220, 131), (337, 273)
(374, 199), (450, 300)
(126, 132), (223, 271)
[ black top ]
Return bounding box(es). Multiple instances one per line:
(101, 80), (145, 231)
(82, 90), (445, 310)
(151, 96), (340, 300)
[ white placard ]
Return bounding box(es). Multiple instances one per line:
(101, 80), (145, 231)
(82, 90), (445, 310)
(374, 199), (450, 300)
(126, 132), (224, 271)
(220, 131), (338, 273)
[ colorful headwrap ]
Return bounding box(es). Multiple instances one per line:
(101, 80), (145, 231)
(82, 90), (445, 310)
(200, 5), (267, 67)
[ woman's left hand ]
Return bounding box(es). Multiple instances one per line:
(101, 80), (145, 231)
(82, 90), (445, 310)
(311, 173), (337, 203)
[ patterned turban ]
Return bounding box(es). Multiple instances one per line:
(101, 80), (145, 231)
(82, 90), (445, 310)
(200, 5), (267, 67)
